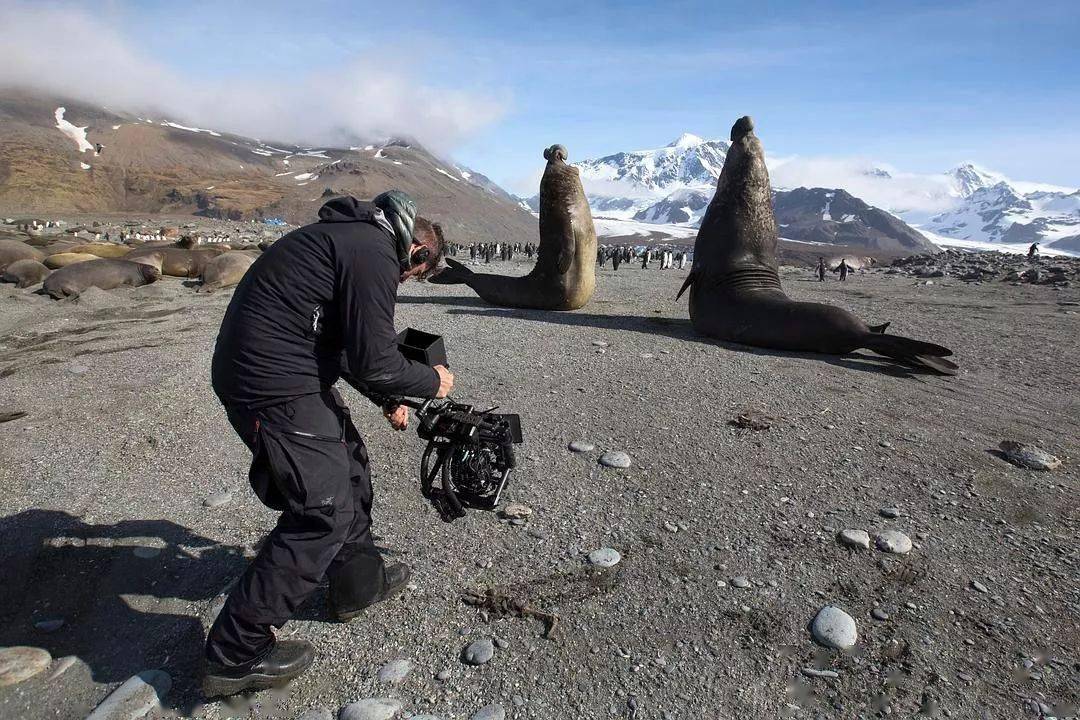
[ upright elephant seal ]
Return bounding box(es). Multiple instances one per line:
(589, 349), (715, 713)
(1, 259), (51, 288)
(198, 251), (254, 292)
(677, 116), (957, 374)
(42, 258), (160, 299)
(430, 144), (597, 310)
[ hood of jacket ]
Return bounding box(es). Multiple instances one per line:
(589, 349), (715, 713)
(318, 195), (409, 270)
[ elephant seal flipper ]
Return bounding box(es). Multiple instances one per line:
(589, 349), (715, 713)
(682, 115), (957, 375)
(428, 144), (597, 311)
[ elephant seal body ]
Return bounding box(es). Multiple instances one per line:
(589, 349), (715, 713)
(0, 240), (45, 271)
(430, 144), (597, 310)
(44, 252), (99, 269)
(43, 259), (160, 299)
(198, 251), (254, 292)
(68, 243), (131, 259)
(127, 247), (215, 278)
(2, 259), (51, 288)
(678, 117), (956, 374)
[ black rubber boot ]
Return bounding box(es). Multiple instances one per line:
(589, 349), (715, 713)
(330, 562), (411, 622)
(202, 639), (314, 698)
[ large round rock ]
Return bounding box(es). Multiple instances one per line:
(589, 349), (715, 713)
(810, 605), (858, 650)
(0, 646), (52, 687)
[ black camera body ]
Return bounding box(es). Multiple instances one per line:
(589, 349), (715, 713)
(389, 329), (524, 522)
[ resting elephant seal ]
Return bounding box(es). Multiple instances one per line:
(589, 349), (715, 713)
(198, 251), (254, 292)
(430, 144), (597, 310)
(126, 247), (217, 278)
(0, 240), (45, 271)
(42, 259), (160, 299)
(44, 253), (99, 269)
(677, 116), (956, 375)
(67, 243), (131, 259)
(1, 259), (51, 288)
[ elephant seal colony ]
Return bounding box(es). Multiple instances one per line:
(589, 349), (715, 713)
(41, 258), (160, 299)
(431, 144), (598, 310)
(677, 117), (958, 374)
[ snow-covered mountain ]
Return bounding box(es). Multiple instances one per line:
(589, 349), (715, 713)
(925, 165), (1080, 251)
(560, 131), (1078, 254)
(521, 133), (733, 222)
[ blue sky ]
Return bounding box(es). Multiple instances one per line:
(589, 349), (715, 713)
(7, 0), (1079, 192)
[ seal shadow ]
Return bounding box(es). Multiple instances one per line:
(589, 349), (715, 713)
(397, 293), (494, 309)
(443, 307), (935, 379)
(0, 509), (249, 714)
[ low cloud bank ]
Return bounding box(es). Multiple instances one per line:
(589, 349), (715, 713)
(0, 2), (506, 152)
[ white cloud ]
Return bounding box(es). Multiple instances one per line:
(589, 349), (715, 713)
(767, 155), (958, 217)
(0, 2), (506, 153)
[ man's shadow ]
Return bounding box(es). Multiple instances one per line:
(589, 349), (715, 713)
(430, 304), (931, 378)
(0, 509), (249, 714)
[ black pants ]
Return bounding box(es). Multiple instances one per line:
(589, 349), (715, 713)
(206, 388), (386, 666)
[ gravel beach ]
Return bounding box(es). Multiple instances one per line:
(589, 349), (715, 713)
(1, 251), (1077, 719)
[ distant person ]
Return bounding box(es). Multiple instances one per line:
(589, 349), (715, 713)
(204, 191), (453, 697)
(817, 257), (827, 282)
(1028, 242), (1039, 259)
(612, 250), (621, 271)
(838, 258), (850, 282)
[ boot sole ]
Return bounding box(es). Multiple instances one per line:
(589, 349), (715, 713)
(202, 656), (314, 698)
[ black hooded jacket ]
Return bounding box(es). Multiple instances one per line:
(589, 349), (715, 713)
(211, 197), (439, 408)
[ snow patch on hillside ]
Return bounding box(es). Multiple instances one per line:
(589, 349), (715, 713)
(54, 107), (94, 153)
(435, 167), (460, 182)
(161, 121), (222, 137)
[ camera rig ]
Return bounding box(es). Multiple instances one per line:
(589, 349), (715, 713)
(394, 396), (523, 522)
(375, 328), (524, 522)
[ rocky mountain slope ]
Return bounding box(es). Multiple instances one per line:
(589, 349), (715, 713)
(0, 90), (537, 244)
(774, 188), (938, 253)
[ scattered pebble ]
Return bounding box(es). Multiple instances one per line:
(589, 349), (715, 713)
(493, 637), (509, 650)
(462, 638), (495, 666)
(34, 618), (65, 633)
(879, 506), (901, 519)
(810, 606), (858, 650)
(0, 646), (52, 687)
(376, 659), (412, 685)
(998, 441), (1061, 471)
(730, 576), (751, 589)
(470, 704), (506, 720)
(202, 490), (233, 508)
(662, 521), (678, 533)
(587, 548), (621, 568)
(568, 440), (595, 453)
(871, 608), (890, 621)
(84, 669), (171, 720)
(837, 529), (870, 549)
(499, 503), (532, 520)
(598, 451), (631, 469)
(339, 698), (404, 720)
(801, 667), (839, 679)
(435, 669), (452, 682)
(875, 530), (913, 555)
(971, 580), (989, 594)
